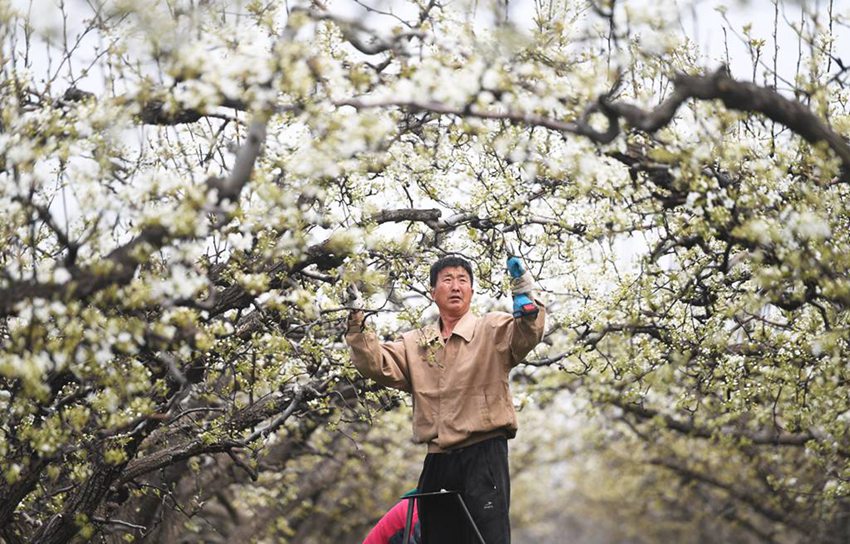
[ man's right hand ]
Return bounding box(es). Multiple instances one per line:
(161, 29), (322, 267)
(346, 284), (366, 331)
(348, 309), (365, 331)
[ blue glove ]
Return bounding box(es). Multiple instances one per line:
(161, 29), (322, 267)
(507, 256), (525, 279)
(507, 256), (538, 318)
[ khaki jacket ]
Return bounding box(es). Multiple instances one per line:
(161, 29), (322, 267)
(346, 307), (546, 451)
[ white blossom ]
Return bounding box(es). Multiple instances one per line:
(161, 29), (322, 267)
(788, 210), (831, 241)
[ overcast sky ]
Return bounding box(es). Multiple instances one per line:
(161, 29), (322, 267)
(11, 0), (849, 94)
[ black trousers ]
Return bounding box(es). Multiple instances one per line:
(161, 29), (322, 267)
(417, 437), (510, 544)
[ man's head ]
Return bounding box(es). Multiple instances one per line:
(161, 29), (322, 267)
(429, 256), (474, 319)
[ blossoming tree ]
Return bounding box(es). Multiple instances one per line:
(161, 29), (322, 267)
(1, 0), (849, 542)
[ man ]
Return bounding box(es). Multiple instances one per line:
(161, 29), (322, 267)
(346, 255), (545, 544)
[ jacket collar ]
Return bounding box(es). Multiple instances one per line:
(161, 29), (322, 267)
(433, 311), (477, 342)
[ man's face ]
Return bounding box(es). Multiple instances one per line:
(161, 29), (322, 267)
(431, 266), (473, 318)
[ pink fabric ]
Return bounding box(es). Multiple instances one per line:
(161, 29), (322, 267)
(363, 499), (418, 544)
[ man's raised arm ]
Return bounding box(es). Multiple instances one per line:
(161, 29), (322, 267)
(506, 255), (546, 364)
(345, 309), (412, 392)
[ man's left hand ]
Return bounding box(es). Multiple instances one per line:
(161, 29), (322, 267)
(507, 256), (538, 318)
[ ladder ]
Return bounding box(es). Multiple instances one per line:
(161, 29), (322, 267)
(401, 489), (486, 544)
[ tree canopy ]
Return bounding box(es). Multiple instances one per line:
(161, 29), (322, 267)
(1, 0), (849, 542)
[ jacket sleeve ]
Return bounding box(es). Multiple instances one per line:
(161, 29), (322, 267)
(504, 301), (546, 367)
(345, 326), (411, 392)
(363, 500), (413, 544)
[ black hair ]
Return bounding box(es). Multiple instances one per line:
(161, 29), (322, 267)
(429, 256), (474, 288)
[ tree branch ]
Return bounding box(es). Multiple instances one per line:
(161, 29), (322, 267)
(614, 398), (815, 447)
(649, 457), (804, 531)
(340, 66), (850, 174)
(298, 8), (424, 56)
(367, 208), (442, 227)
(0, 114), (268, 318)
(119, 388), (309, 485)
(61, 86), (249, 125)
